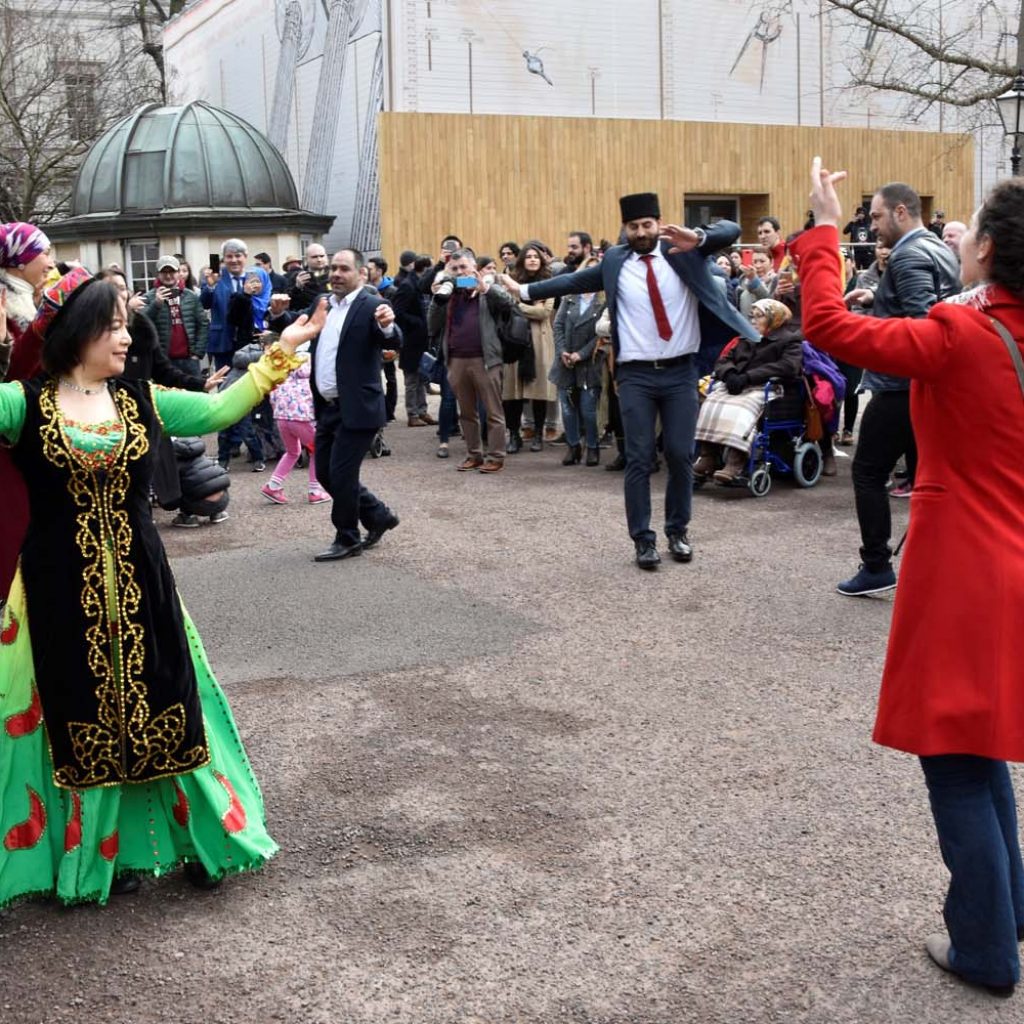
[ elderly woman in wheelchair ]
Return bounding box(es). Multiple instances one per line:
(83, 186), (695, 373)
(693, 298), (804, 485)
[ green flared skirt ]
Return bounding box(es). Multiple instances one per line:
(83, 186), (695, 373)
(0, 570), (278, 907)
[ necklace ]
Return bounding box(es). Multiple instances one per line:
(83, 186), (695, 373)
(59, 378), (107, 396)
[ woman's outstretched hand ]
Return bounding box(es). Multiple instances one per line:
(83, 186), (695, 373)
(809, 156), (847, 228)
(278, 298), (328, 355)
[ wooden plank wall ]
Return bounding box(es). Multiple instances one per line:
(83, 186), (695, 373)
(377, 113), (974, 261)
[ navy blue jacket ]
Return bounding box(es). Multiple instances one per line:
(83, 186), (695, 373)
(525, 221), (757, 370)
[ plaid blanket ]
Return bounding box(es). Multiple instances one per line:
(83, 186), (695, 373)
(695, 382), (779, 454)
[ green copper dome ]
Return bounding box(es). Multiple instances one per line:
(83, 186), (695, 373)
(71, 101), (299, 215)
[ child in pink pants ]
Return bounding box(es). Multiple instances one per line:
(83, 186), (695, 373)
(261, 343), (330, 504)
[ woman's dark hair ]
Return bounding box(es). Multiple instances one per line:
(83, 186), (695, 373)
(977, 179), (1024, 294)
(511, 242), (551, 284)
(41, 280), (122, 377)
(174, 253), (197, 289)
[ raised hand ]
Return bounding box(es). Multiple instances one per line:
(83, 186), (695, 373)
(810, 156), (847, 228)
(279, 298), (328, 354)
(659, 224), (702, 254)
(203, 365), (230, 392)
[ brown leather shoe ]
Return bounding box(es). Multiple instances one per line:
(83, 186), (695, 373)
(478, 460), (504, 473)
(407, 416), (428, 427)
(457, 457), (484, 471)
(419, 413), (437, 425)
(521, 427), (536, 440)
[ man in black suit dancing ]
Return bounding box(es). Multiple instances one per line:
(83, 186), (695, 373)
(282, 248), (403, 562)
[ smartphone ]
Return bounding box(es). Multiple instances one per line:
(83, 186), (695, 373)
(209, 253), (220, 274)
(456, 275), (477, 289)
(740, 249), (753, 267)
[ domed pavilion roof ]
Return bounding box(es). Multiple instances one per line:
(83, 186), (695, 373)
(47, 101), (332, 240)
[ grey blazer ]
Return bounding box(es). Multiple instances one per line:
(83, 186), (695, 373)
(549, 293), (606, 390)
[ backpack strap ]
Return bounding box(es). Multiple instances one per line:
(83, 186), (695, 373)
(988, 315), (1024, 402)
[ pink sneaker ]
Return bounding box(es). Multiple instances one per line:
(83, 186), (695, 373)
(889, 481), (913, 498)
(308, 489), (332, 504)
(261, 482), (288, 504)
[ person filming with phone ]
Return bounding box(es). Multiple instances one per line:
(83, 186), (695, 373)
(143, 255), (209, 376)
(427, 249), (514, 473)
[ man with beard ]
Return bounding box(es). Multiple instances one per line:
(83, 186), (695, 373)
(564, 231), (594, 271)
(837, 182), (960, 597)
(502, 193), (755, 571)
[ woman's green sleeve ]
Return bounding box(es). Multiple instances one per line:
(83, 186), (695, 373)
(0, 382), (27, 443)
(152, 347), (304, 436)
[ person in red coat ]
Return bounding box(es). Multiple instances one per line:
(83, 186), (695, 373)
(794, 158), (1024, 998)
(0, 222), (54, 605)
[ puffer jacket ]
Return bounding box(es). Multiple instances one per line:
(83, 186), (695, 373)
(166, 437), (230, 516)
(714, 322), (804, 386)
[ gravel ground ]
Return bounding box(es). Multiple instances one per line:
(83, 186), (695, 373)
(1, 407), (1019, 1024)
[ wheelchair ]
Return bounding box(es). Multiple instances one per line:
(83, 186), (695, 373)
(695, 378), (824, 498)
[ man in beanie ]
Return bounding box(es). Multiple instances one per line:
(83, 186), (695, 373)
(503, 192), (754, 571)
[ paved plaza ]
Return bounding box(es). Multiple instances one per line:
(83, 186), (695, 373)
(0, 416), (1015, 1024)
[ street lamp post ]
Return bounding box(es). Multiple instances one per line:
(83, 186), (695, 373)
(995, 70), (1024, 176)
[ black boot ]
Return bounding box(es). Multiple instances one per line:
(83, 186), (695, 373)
(606, 441), (626, 471)
(562, 444), (582, 466)
(506, 430), (522, 455)
(586, 447), (600, 466)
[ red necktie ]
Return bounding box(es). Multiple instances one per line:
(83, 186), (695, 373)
(640, 255), (672, 341)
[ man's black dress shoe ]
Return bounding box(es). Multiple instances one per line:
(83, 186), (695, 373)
(667, 533), (693, 563)
(110, 874), (141, 895)
(313, 540), (363, 562)
(635, 541), (661, 571)
(605, 453), (626, 472)
(363, 511), (400, 550)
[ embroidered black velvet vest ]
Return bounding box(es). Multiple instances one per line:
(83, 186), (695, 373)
(13, 378), (208, 789)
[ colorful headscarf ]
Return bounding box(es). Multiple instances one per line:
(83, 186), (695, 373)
(751, 298), (792, 333)
(31, 266), (93, 336)
(0, 222), (50, 269)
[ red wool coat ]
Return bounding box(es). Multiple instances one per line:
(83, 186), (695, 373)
(791, 225), (1024, 761)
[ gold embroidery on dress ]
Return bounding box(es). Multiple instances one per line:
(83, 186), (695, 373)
(39, 383), (209, 788)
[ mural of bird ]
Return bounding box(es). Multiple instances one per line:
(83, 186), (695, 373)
(523, 50), (553, 86)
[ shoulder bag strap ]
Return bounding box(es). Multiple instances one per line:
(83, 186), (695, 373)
(988, 315), (1024, 401)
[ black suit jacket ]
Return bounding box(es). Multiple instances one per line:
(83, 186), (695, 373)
(305, 290), (403, 430)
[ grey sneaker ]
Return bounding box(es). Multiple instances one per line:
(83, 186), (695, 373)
(208, 510), (229, 524)
(836, 564), (896, 596)
(171, 513), (200, 528)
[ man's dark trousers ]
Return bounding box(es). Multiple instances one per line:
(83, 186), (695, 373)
(616, 357), (699, 545)
(314, 401), (389, 547)
(852, 389), (914, 572)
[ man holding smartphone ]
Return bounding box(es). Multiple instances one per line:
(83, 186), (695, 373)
(143, 255), (208, 375)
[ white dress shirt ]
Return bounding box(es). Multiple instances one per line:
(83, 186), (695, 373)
(614, 246), (700, 362)
(313, 289), (396, 401)
(522, 247), (699, 362)
(314, 291), (359, 400)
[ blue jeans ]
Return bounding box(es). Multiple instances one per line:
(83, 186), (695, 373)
(217, 413), (264, 464)
(920, 755), (1024, 987)
(615, 358), (699, 544)
(559, 386), (601, 449)
(438, 367), (458, 443)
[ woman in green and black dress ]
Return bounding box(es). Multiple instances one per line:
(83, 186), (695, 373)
(0, 271), (324, 906)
